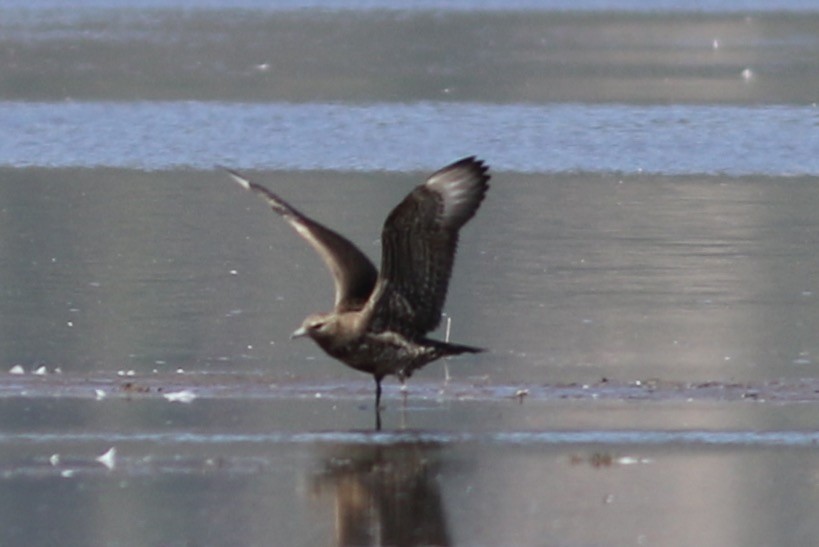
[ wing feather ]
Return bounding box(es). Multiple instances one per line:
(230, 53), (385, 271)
(367, 157), (489, 336)
(225, 168), (378, 312)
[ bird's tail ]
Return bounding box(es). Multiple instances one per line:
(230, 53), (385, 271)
(426, 339), (486, 357)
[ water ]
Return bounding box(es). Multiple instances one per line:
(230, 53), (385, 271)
(3, 2), (819, 545)
(4, 393), (819, 545)
(3, 102), (817, 174)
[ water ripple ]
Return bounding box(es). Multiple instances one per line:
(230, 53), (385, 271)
(2, 101), (816, 175)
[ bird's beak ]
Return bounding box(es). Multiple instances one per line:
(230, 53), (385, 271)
(290, 326), (308, 339)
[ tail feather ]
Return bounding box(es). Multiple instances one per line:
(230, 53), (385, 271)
(400, 338), (484, 380)
(426, 339), (485, 357)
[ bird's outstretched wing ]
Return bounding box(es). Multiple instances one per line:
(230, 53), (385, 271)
(225, 168), (378, 312)
(367, 157), (490, 336)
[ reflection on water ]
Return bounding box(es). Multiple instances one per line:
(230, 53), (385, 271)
(6, 426), (819, 546)
(312, 442), (450, 546)
(1, 395), (819, 546)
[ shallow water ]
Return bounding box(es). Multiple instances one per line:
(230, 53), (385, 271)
(4, 376), (819, 546)
(3, 1), (819, 545)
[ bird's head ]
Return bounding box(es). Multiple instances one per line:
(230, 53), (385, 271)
(291, 313), (337, 342)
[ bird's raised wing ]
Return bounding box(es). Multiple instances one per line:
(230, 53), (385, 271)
(225, 169), (378, 312)
(367, 157), (490, 337)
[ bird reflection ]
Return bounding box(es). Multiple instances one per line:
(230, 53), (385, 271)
(311, 441), (450, 546)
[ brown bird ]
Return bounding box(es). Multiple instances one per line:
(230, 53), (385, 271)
(226, 157), (489, 427)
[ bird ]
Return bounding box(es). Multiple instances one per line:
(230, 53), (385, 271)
(225, 156), (490, 428)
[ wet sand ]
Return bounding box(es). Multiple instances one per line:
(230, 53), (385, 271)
(6, 371), (819, 404)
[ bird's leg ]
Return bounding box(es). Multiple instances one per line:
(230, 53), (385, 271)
(374, 376), (383, 431)
(375, 375), (383, 408)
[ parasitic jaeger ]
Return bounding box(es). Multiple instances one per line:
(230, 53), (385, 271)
(225, 157), (490, 428)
